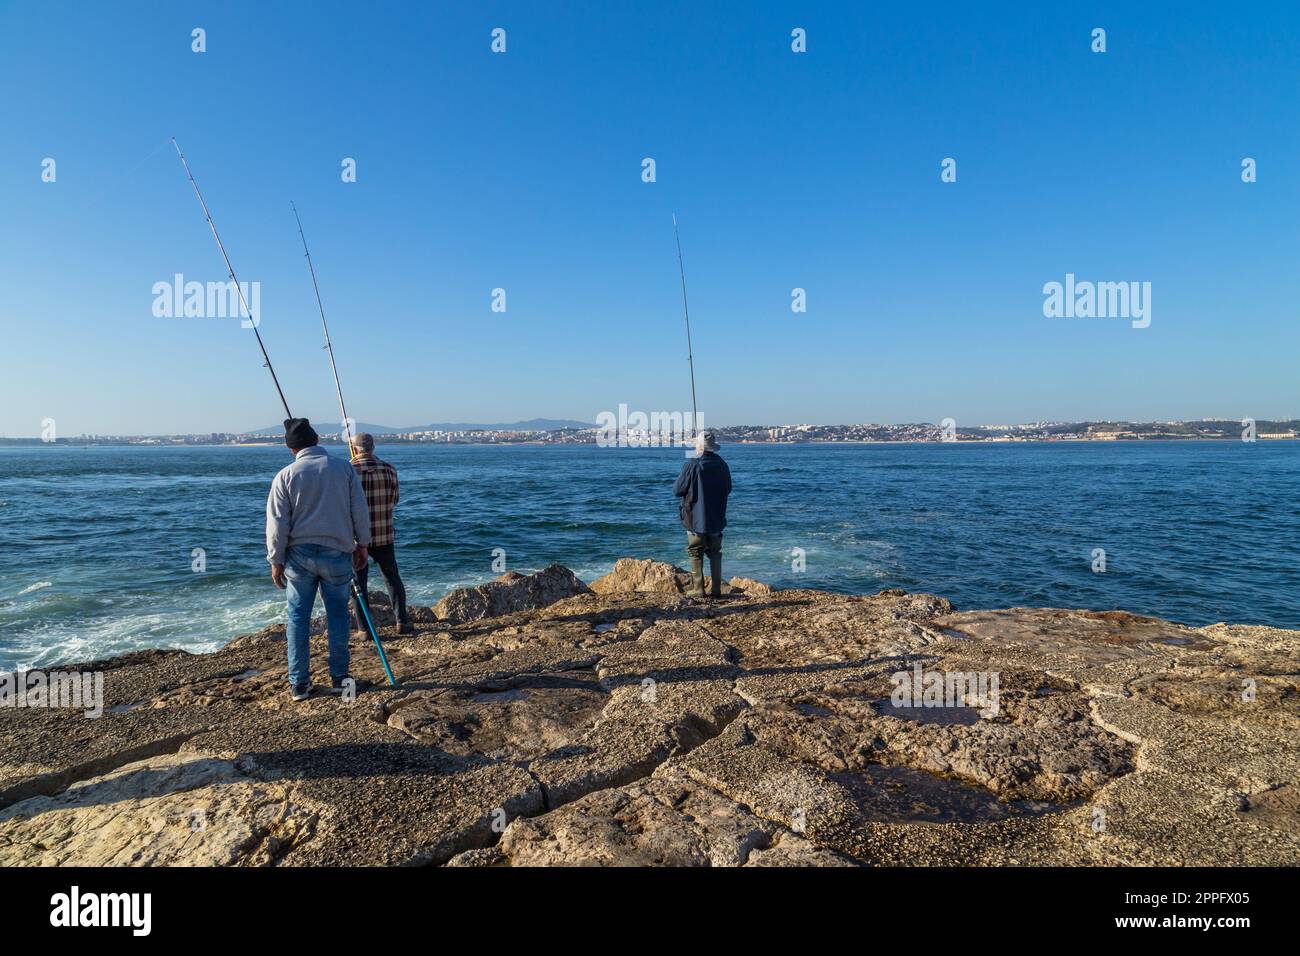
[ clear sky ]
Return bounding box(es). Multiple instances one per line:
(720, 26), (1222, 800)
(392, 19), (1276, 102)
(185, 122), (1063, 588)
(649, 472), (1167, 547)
(2, 1), (1297, 435)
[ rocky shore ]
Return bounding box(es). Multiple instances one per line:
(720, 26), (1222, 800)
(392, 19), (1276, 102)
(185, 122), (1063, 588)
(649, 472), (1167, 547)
(1, 559), (1296, 867)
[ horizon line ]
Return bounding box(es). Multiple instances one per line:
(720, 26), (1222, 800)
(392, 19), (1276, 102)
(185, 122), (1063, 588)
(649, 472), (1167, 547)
(5, 415), (1299, 441)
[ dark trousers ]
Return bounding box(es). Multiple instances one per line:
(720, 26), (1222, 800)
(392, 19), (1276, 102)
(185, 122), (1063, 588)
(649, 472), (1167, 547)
(353, 543), (409, 628)
(686, 532), (723, 596)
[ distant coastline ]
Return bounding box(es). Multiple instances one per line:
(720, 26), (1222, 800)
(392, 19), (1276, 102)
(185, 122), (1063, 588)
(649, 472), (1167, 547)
(2, 431), (1300, 450)
(5, 416), (1294, 450)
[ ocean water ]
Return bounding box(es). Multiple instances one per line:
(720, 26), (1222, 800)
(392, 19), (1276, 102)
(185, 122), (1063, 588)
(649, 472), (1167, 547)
(1, 441), (1297, 670)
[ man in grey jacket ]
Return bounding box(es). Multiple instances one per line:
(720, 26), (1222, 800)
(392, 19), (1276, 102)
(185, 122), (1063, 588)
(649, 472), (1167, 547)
(266, 418), (371, 701)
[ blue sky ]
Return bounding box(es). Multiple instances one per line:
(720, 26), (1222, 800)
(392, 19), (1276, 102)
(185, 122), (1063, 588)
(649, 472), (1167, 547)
(1, 1), (1297, 435)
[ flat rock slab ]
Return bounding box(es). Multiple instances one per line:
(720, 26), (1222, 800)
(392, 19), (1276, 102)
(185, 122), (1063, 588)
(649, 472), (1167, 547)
(449, 769), (851, 867)
(1, 565), (1297, 866)
(0, 752), (324, 867)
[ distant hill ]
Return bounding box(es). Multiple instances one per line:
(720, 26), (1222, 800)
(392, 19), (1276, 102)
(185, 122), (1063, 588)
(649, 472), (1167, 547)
(244, 418), (591, 436)
(403, 418), (593, 433)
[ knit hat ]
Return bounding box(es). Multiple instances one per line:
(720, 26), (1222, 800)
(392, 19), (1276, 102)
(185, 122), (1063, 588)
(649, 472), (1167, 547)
(284, 418), (319, 450)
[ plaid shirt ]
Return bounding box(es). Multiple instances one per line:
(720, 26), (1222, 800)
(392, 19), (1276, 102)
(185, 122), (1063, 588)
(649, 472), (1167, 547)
(351, 454), (399, 546)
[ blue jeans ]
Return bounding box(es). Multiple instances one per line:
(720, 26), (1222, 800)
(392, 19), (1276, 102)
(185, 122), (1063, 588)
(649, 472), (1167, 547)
(284, 543), (354, 686)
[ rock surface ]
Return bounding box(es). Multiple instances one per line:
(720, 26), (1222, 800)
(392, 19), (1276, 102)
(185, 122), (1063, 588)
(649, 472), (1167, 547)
(433, 564), (590, 623)
(589, 557), (737, 595)
(589, 557), (694, 594)
(1, 564), (1296, 867)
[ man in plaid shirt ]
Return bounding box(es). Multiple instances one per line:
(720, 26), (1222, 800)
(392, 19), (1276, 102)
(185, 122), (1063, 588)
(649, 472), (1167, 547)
(349, 432), (413, 634)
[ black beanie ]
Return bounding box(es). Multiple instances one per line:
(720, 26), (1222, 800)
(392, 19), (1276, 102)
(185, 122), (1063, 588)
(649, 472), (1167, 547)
(284, 418), (318, 450)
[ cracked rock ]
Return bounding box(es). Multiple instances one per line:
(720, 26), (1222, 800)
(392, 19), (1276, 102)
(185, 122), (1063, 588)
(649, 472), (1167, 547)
(0, 565), (1295, 866)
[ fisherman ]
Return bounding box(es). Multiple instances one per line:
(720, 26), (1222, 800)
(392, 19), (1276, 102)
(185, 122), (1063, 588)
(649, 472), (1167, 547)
(348, 432), (414, 634)
(266, 418), (371, 701)
(672, 429), (732, 598)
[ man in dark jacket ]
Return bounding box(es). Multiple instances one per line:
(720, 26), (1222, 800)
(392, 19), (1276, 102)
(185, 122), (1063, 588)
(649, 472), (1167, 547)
(672, 429), (732, 597)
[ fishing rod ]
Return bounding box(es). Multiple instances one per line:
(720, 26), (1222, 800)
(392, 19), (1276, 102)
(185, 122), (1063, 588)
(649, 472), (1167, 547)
(171, 138), (292, 420)
(289, 202), (397, 687)
(291, 201), (355, 458)
(671, 213), (699, 438)
(172, 142), (396, 687)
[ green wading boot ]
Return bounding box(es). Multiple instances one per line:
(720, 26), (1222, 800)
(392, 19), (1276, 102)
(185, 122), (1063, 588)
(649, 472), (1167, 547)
(688, 553), (707, 598)
(708, 553), (723, 598)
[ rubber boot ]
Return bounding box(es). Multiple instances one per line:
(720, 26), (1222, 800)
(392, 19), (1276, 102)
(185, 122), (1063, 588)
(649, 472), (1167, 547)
(688, 554), (707, 598)
(708, 552), (723, 597)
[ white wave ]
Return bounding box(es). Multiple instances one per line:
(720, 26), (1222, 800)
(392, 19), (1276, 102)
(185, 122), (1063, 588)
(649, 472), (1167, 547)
(17, 581), (52, 596)
(0, 593), (285, 671)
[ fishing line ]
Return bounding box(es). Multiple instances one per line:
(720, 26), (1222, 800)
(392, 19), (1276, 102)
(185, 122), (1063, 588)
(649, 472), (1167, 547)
(671, 213), (699, 435)
(172, 138), (292, 419)
(291, 201), (354, 457)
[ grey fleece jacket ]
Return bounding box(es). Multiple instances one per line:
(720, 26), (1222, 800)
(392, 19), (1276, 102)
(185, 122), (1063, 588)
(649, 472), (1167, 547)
(265, 446), (371, 565)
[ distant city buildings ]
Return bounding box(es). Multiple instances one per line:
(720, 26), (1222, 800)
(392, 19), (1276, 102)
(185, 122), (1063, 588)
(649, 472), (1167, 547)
(3, 419), (1294, 447)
